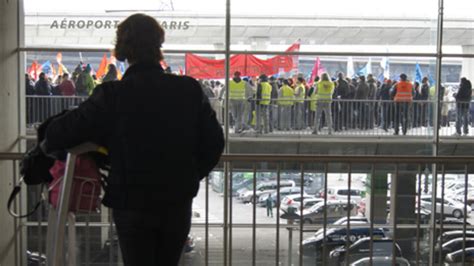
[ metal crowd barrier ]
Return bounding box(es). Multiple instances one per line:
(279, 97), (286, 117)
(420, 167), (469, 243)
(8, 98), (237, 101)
(26, 96), (473, 138)
(3, 151), (474, 265)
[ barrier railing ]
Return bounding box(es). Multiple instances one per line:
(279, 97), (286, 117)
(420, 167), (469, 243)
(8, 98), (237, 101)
(2, 151), (474, 265)
(26, 96), (473, 138)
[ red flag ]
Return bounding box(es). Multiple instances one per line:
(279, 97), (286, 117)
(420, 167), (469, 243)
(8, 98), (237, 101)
(28, 61), (41, 81)
(96, 53), (108, 79)
(309, 57), (326, 85)
(185, 42), (300, 79)
(178, 66), (184, 75)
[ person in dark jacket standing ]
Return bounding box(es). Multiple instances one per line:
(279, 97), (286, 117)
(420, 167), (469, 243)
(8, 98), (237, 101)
(378, 79), (392, 132)
(355, 75), (369, 130)
(34, 72), (51, 95)
(41, 14), (224, 266)
(454, 77), (472, 136)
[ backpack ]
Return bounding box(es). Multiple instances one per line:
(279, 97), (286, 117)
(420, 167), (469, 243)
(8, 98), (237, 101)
(7, 110), (109, 217)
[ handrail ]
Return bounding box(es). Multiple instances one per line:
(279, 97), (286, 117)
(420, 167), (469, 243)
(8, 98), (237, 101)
(2, 152), (474, 164)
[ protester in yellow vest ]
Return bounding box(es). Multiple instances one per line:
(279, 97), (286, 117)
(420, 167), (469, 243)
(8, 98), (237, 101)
(229, 71), (247, 133)
(256, 74), (272, 134)
(308, 76), (320, 127)
(312, 73), (334, 135)
(278, 79), (295, 131)
(392, 73), (414, 135)
(294, 77), (306, 130)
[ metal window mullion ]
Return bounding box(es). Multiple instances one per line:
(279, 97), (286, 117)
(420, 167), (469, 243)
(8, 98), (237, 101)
(416, 164), (422, 266)
(345, 163), (352, 266)
(252, 163), (257, 266)
(298, 163), (304, 266)
(322, 163), (328, 266)
(229, 163), (233, 266)
(438, 164), (446, 264)
(223, 161), (230, 266)
(428, 162), (439, 265)
(433, 0), (444, 157)
(462, 164), (468, 265)
(369, 164), (375, 266)
(276, 163), (281, 266)
(392, 164), (399, 266)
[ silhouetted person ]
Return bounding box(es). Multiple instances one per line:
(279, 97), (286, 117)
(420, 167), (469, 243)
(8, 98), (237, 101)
(102, 64), (119, 83)
(41, 14), (224, 266)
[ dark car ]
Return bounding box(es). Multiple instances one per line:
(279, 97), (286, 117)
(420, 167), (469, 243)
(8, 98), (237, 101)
(434, 237), (474, 262)
(329, 237), (402, 265)
(301, 227), (385, 263)
(445, 247), (474, 264)
(438, 230), (474, 244)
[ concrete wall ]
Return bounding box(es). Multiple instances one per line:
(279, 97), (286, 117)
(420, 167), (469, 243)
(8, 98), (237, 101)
(0, 0), (23, 265)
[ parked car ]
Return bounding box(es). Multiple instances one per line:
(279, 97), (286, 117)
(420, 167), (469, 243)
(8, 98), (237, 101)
(451, 188), (474, 206)
(320, 187), (364, 203)
(294, 200), (357, 224)
(445, 247), (474, 264)
(257, 187), (303, 207)
(314, 217), (369, 238)
(350, 256), (411, 265)
(438, 230), (474, 244)
(434, 237), (474, 262)
(301, 227), (385, 262)
(329, 237), (402, 265)
(420, 195), (471, 218)
(238, 180), (295, 203)
(280, 172), (314, 186)
(280, 194), (318, 214)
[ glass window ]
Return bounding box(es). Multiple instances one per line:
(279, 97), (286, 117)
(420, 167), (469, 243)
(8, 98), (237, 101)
(231, 0), (438, 53)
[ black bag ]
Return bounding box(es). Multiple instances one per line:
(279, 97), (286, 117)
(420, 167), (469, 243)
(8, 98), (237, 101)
(8, 111), (68, 218)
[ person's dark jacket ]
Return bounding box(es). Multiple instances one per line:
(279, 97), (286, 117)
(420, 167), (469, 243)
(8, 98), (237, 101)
(355, 81), (369, 99)
(42, 63), (224, 210)
(35, 79), (51, 95)
(367, 79), (377, 100)
(378, 83), (392, 101)
(26, 76), (35, 95)
(335, 79), (350, 99)
(455, 79), (472, 110)
(420, 83), (429, 100)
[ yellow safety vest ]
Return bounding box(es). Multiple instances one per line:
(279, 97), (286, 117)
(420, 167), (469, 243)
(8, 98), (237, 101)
(260, 82), (272, 105)
(295, 84), (305, 103)
(229, 80), (246, 100)
(429, 86), (436, 100)
(317, 81), (334, 103)
(278, 85), (294, 106)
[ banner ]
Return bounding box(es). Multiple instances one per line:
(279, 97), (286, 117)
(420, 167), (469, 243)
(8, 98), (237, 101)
(185, 42), (300, 79)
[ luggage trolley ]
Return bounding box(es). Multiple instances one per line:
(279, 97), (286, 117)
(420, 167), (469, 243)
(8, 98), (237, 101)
(46, 142), (105, 266)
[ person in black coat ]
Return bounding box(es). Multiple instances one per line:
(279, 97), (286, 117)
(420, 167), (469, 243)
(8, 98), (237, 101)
(34, 72), (51, 95)
(41, 14), (224, 266)
(454, 77), (472, 135)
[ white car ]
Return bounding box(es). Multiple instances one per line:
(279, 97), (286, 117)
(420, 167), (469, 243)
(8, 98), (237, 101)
(322, 187), (363, 203)
(420, 195), (471, 218)
(257, 186), (303, 207)
(280, 194), (316, 214)
(238, 180), (295, 203)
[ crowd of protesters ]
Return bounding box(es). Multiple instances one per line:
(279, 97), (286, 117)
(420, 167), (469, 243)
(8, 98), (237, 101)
(25, 64), (473, 136)
(199, 72), (473, 136)
(25, 63), (119, 97)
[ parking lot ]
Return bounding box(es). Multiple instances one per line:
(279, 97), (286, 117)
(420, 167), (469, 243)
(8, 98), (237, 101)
(180, 174), (474, 265)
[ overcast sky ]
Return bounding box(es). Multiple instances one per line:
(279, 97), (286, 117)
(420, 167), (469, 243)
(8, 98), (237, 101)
(24, 0), (474, 18)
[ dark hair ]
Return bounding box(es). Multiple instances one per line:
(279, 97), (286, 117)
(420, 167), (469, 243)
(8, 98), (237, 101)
(297, 77), (305, 83)
(114, 14), (165, 64)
